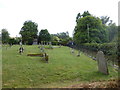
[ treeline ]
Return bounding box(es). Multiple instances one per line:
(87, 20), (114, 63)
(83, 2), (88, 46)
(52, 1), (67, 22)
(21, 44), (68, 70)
(1, 11), (118, 46)
(1, 20), (72, 45)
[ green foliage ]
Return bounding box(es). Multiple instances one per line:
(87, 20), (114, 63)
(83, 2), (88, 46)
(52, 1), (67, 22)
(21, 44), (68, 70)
(118, 26), (120, 65)
(74, 15), (108, 44)
(51, 41), (59, 45)
(79, 43), (117, 62)
(107, 23), (118, 42)
(51, 32), (70, 45)
(2, 29), (10, 44)
(55, 32), (69, 40)
(19, 20), (38, 45)
(82, 11), (91, 17)
(38, 29), (51, 43)
(8, 38), (16, 45)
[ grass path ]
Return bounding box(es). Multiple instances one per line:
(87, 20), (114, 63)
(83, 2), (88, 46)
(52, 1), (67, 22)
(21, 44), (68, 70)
(2, 45), (117, 88)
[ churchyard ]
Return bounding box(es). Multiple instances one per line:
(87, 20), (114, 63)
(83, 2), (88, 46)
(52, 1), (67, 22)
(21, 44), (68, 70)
(2, 45), (118, 88)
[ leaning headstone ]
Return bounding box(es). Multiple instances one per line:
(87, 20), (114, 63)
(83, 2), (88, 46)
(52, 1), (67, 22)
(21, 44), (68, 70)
(96, 51), (109, 75)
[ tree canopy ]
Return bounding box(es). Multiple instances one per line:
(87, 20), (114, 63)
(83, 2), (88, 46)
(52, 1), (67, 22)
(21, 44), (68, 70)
(2, 29), (10, 44)
(19, 20), (38, 45)
(73, 12), (108, 44)
(38, 29), (51, 43)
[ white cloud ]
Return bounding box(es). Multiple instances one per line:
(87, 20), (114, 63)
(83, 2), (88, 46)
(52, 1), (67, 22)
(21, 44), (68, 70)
(0, 0), (119, 37)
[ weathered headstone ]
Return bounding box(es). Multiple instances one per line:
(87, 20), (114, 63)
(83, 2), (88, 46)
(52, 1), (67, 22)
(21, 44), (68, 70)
(32, 39), (37, 45)
(96, 51), (109, 75)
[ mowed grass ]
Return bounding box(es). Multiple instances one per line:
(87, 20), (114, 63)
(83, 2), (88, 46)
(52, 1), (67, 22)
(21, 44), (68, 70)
(2, 45), (117, 88)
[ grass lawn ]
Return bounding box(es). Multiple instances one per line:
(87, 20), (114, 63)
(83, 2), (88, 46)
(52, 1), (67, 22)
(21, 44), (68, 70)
(2, 45), (118, 88)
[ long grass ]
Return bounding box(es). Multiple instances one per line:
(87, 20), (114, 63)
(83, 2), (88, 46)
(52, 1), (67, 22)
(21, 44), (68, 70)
(2, 45), (117, 88)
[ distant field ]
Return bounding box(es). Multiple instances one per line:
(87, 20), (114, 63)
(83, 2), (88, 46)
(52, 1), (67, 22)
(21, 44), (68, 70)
(2, 45), (117, 88)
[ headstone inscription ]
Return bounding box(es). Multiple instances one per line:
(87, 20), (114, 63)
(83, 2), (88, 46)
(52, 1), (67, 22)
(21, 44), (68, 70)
(96, 51), (109, 75)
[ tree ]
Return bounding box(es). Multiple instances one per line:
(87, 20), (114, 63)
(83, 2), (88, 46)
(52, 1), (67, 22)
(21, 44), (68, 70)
(19, 20), (38, 45)
(8, 38), (16, 45)
(107, 23), (118, 42)
(73, 15), (108, 44)
(82, 11), (91, 17)
(56, 32), (69, 40)
(2, 29), (10, 44)
(76, 13), (81, 23)
(38, 29), (51, 43)
(100, 16), (110, 25)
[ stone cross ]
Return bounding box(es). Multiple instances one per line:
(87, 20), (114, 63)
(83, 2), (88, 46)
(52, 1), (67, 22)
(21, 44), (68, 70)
(96, 51), (109, 75)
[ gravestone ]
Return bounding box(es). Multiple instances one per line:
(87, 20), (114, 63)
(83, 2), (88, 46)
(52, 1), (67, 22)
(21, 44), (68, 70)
(96, 51), (109, 75)
(20, 41), (22, 46)
(40, 46), (44, 53)
(32, 39), (37, 45)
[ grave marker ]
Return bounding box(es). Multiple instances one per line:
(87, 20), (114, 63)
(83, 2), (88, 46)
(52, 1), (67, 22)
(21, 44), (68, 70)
(96, 51), (109, 75)
(32, 39), (37, 45)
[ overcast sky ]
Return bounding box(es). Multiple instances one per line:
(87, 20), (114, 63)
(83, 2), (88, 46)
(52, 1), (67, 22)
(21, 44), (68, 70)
(0, 0), (119, 37)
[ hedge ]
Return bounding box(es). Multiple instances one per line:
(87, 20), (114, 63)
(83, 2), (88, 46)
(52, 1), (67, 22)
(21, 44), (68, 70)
(78, 43), (117, 56)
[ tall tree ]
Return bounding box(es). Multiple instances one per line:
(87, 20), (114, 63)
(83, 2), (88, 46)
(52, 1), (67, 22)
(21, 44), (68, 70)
(19, 20), (38, 45)
(38, 29), (51, 43)
(2, 29), (10, 44)
(73, 15), (108, 44)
